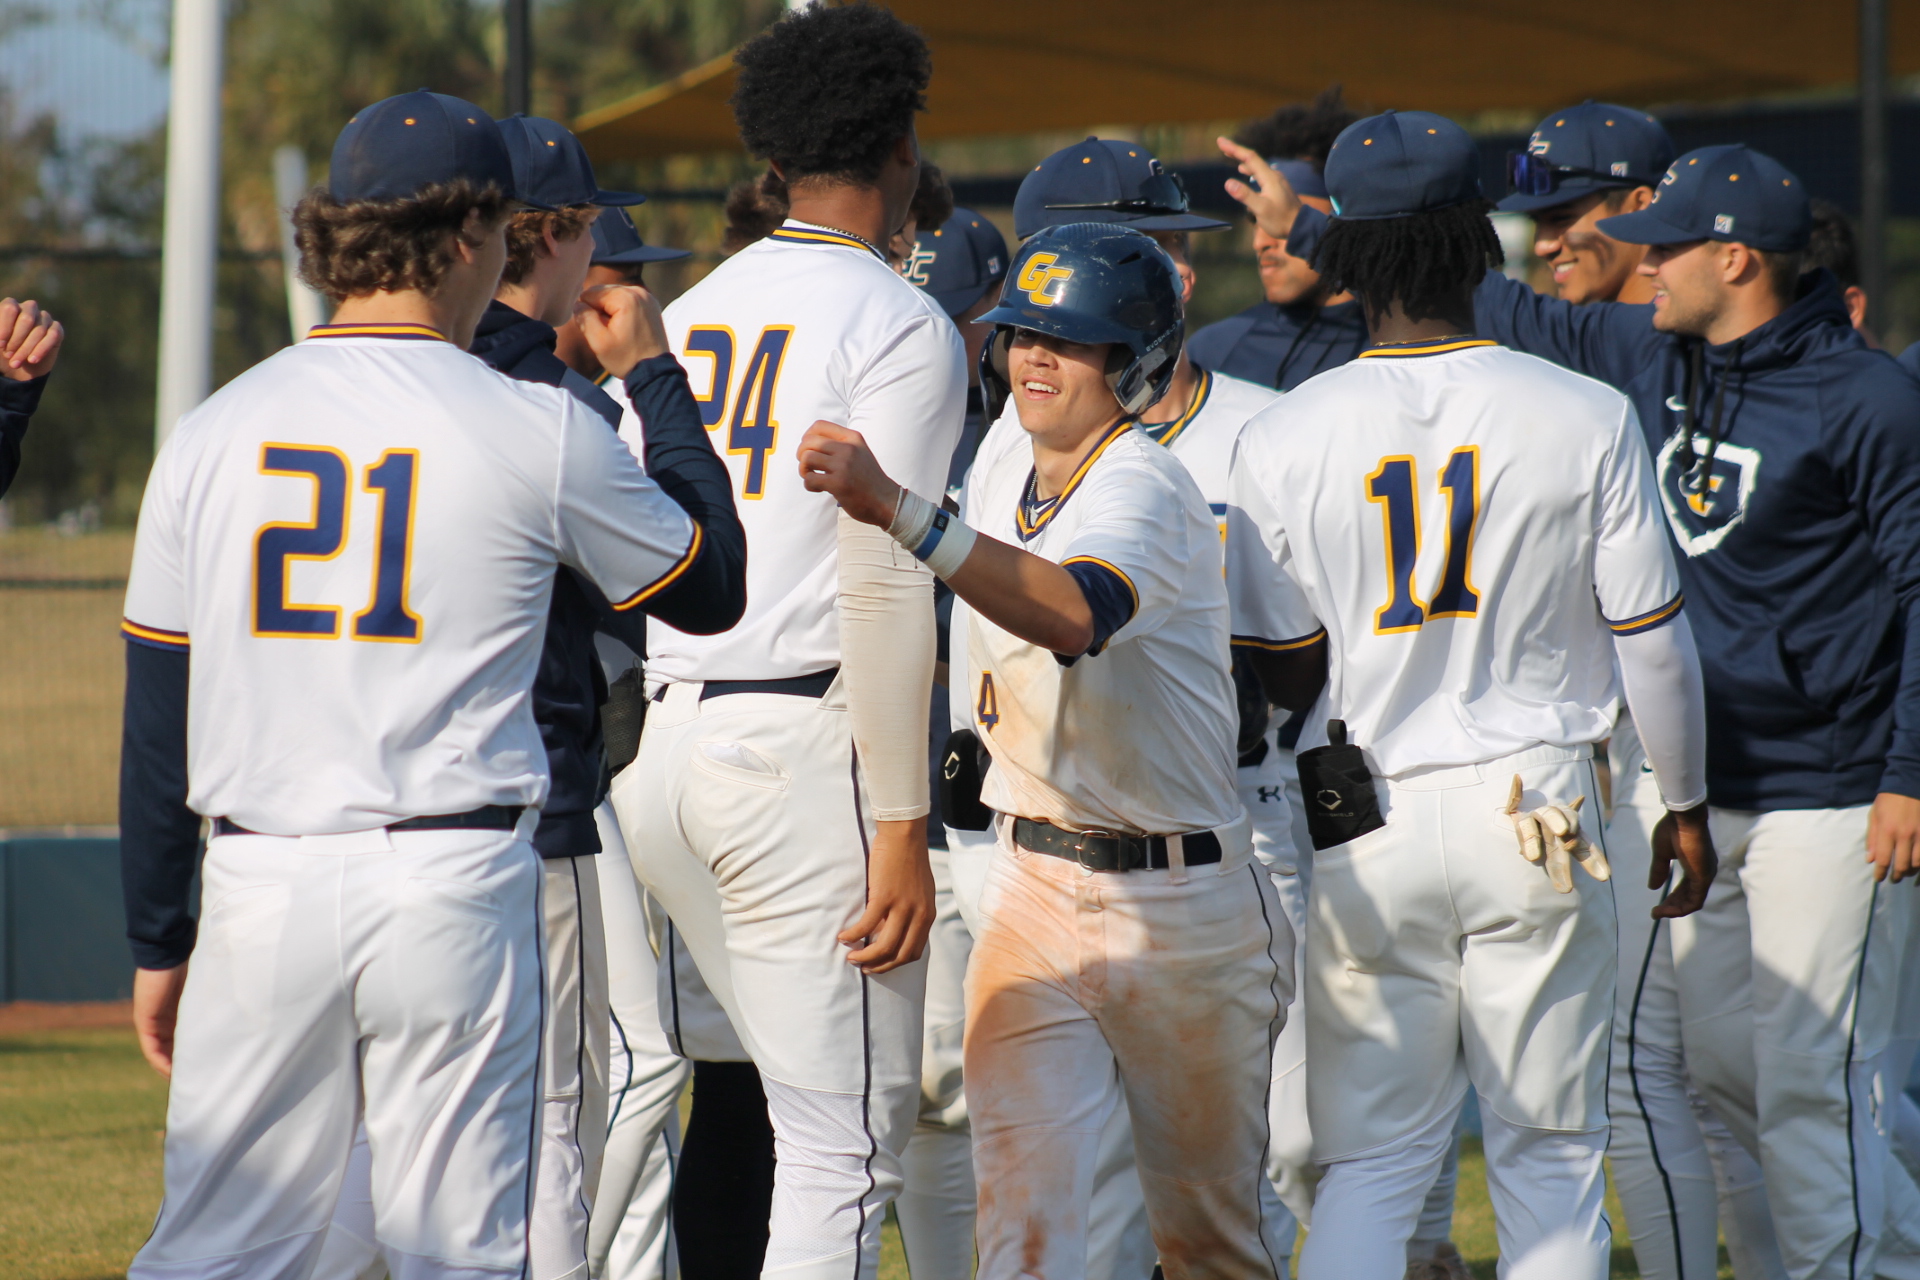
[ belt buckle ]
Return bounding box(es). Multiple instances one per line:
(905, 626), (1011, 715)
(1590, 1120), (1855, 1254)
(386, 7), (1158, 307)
(1074, 829), (1117, 871)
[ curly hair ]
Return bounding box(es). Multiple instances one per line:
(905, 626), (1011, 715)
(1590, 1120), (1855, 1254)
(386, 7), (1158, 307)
(722, 169), (789, 254)
(1236, 86), (1359, 171)
(730, 3), (930, 183)
(911, 161), (953, 231)
(500, 205), (600, 286)
(294, 180), (511, 301)
(1315, 200), (1504, 322)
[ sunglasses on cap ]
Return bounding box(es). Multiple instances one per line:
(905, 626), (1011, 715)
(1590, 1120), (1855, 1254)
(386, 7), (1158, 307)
(1507, 152), (1657, 198)
(1046, 169), (1192, 216)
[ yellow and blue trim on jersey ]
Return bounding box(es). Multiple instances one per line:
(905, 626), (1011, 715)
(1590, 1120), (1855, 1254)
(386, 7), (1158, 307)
(767, 224), (885, 261)
(1231, 626), (1327, 652)
(122, 619), (189, 651)
(306, 322), (449, 342)
(610, 523), (705, 611)
(1357, 338), (1498, 360)
(1015, 419), (1135, 541)
(1139, 369), (1212, 449)
(1606, 593), (1685, 636)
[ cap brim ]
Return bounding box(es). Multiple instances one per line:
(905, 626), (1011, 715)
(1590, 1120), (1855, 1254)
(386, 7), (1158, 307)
(1496, 178), (1628, 214)
(594, 244), (691, 264)
(1125, 211), (1232, 232)
(592, 189), (648, 207)
(1594, 209), (1703, 246)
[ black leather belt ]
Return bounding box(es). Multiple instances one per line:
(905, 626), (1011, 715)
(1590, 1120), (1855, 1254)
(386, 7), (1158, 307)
(1013, 817), (1223, 873)
(698, 668), (838, 701)
(212, 805), (526, 838)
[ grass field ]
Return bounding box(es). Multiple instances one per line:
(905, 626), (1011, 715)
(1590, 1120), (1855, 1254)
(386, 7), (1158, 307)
(0, 1006), (1733, 1280)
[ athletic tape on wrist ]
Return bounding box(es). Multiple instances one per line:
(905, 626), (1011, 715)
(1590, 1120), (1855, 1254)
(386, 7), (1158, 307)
(888, 489), (976, 579)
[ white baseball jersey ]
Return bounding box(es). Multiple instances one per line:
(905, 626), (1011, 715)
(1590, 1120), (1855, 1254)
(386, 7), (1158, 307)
(644, 220), (967, 683)
(123, 323), (699, 834)
(1139, 367), (1280, 529)
(964, 419), (1239, 835)
(1226, 338), (1681, 778)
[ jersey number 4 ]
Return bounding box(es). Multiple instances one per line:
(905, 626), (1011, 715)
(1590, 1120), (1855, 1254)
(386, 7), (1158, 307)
(254, 444), (421, 642)
(684, 325), (795, 500)
(1366, 447), (1481, 635)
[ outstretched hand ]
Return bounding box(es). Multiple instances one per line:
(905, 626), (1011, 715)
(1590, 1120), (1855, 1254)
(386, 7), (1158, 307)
(1216, 137), (1304, 242)
(1650, 803), (1717, 918)
(1, 298), (63, 381)
(797, 421), (902, 527)
(576, 283), (669, 380)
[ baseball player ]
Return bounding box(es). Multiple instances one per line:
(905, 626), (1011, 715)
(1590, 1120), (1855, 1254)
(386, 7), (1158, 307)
(606, 8), (966, 1279)
(552, 206), (692, 384)
(1232, 125), (1920, 1280)
(1495, 102), (1783, 1280)
(1225, 111), (1715, 1279)
(799, 220), (1292, 1280)
(118, 91), (740, 1280)
(0, 296), (63, 497)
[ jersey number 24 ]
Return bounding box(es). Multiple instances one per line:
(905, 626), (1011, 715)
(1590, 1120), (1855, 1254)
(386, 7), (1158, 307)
(685, 325), (795, 500)
(253, 444), (421, 643)
(1366, 447), (1481, 635)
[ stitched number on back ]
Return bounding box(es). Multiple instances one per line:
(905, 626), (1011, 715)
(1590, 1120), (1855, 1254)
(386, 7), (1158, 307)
(976, 671), (1000, 731)
(351, 450), (422, 642)
(255, 446), (350, 637)
(1366, 448), (1482, 635)
(253, 444), (423, 643)
(726, 326), (794, 499)
(683, 327), (735, 428)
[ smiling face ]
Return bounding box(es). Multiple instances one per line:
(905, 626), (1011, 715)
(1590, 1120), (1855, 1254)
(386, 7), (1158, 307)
(1641, 238), (1729, 337)
(1530, 187), (1652, 304)
(1254, 193), (1336, 305)
(1007, 329), (1120, 443)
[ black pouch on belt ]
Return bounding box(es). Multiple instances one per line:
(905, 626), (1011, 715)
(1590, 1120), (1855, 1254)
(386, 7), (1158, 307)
(1294, 719), (1385, 850)
(601, 666), (648, 777)
(939, 728), (995, 831)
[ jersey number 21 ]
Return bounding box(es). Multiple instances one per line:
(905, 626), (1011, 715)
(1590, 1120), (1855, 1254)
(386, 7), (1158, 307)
(253, 444), (421, 643)
(1366, 447), (1481, 635)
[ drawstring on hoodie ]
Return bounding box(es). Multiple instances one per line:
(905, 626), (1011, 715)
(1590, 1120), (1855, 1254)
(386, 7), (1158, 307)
(1677, 337), (1746, 496)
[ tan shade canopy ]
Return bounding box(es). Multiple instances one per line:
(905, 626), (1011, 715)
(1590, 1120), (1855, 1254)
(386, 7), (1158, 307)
(576, 0), (1917, 162)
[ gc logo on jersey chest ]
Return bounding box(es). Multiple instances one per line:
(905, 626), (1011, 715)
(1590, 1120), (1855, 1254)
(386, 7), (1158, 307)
(1655, 435), (1761, 556)
(1016, 253), (1074, 306)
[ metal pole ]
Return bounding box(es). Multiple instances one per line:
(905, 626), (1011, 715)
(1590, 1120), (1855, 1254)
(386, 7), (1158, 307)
(1861, 0), (1889, 332)
(504, 0), (531, 117)
(153, 0), (224, 448)
(273, 147), (329, 341)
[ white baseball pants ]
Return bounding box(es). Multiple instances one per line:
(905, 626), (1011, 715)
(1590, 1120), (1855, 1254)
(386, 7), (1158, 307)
(1298, 745), (1617, 1280)
(612, 679), (925, 1280)
(966, 819), (1292, 1280)
(131, 826), (545, 1280)
(592, 804), (691, 1280)
(1670, 804), (1919, 1280)
(1605, 724), (1785, 1280)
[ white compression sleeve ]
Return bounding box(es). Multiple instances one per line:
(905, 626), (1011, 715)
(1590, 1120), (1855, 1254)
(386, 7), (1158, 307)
(837, 510), (936, 822)
(1614, 613), (1710, 811)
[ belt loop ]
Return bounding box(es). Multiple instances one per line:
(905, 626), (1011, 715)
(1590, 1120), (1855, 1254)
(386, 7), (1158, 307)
(1166, 833), (1189, 884)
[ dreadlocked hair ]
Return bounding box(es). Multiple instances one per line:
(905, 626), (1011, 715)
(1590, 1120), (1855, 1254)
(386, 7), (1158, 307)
(1315, 200), (1504, 322)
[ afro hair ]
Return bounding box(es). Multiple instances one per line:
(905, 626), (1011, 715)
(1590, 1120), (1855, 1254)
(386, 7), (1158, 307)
(730, 4), (931, 184)
(1236, 86), (1359, 171)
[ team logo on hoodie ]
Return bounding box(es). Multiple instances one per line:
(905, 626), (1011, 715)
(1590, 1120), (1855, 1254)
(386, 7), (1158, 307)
(1655, 435), (1762, 556)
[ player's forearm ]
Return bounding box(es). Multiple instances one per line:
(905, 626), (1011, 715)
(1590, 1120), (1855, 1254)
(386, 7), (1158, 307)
(1614, 614), (1710, 810)
(119, 642), (203, 969)
(944, 537), (1097, 657)
(0, 374), (46, 500)
(838, 513), (936, 820)
(1879, 592), (1920, 800)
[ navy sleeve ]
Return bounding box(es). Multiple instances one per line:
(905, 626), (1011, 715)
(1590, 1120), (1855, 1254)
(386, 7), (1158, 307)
(0, 374), (47, 499)
(619, 354), (747, 635)
(1470, 271), (1662, 389)
(119, 641), (202, 969)
(1899, 341), (1920, 383)
(1058, 559), (1138, 664)
(1831, 362), (1920, 799)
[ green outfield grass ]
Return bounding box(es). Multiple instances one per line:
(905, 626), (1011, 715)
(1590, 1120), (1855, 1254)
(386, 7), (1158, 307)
(1, 1018), (1737, 1280)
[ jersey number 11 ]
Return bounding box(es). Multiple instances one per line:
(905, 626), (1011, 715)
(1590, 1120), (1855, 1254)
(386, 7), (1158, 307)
(1366, 447), (1481, 635)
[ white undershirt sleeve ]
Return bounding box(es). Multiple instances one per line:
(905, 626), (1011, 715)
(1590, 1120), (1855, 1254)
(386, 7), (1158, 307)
(1614, 613), (1710, 811)
(837, 511), (935, 821)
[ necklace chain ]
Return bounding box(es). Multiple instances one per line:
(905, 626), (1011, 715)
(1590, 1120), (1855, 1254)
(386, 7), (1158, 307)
(806, 220), (883, 257)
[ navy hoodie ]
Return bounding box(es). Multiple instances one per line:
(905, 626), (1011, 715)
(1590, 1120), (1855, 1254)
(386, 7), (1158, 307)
(1288, 207), (1920, 809)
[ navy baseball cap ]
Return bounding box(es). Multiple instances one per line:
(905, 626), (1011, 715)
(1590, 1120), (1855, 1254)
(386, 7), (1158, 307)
(328, 90), (547, 207)
(906, 207), (1009, 317)
(1597, 145), (1812, 252)
(498, 115), (644, 208)
(1499, 102), (1675, 214)
(1324, 111), (1481, 220)
(1270, 159), (1329, 201)
(1014, 138), (1230, 239)
(590, 208), (691, 266)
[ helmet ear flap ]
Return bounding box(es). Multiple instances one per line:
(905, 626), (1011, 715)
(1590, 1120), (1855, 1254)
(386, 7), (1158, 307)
(980, 328), (1015, 423)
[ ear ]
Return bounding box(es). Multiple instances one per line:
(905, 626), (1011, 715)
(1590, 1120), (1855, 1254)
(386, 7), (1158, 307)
(1844, 285), (1870, 331)
(1721, 241), (1758, 285)
(893, 131), (918, 168)
(1623, 185), (1655, 212)
(542, 223), (564, 261)
(454, 208), (489, 264)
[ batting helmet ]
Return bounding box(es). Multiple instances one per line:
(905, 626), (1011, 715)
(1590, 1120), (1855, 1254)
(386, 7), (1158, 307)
(976, 223), (1184, 421)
